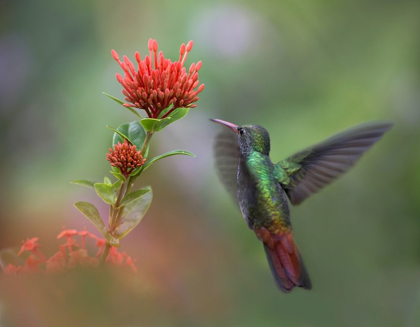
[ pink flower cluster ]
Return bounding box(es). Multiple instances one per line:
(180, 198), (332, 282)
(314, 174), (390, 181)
(4, 228), (137, 275)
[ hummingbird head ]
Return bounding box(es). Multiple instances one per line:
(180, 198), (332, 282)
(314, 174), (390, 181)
(210, 119), (270, 155)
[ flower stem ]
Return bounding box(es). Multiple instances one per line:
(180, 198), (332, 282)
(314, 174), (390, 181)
(109, 181), (126, 231)
(141, 131), (153, 154)
(101, 131), (154, 267)
(100, 243), (111, 266)
(111, 131), (154, 234)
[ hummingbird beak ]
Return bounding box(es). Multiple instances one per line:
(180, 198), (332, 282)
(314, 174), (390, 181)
(210, 118), (239, 133)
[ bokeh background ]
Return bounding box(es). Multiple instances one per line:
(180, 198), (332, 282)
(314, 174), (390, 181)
(1, 0), (420, 326)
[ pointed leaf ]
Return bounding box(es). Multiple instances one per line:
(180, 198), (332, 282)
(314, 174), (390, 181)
(119, 188), (150, 208)
(73, 202), (118, 245)
(140, 108), (190, 132)
(140, 118), (161, 132)
(115, 187), (153, 239)
(70, 180), (96, 189)
(106, 125), (130, 142)
(156, 108), (189, 131)
(129, 166), (143, 177)
(157, 106), (174, 118)
(142, 150), (195, 171)
(102, 92), (142, 119)
(104, 176), (112, 185)
(110, 170), (126, 181)
(94, 180), (121, 205)
(112, 121), (147, 150)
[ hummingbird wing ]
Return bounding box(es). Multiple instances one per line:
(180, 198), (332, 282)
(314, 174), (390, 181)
(275, 121), (393, 205)
(213, 129), (240, 203)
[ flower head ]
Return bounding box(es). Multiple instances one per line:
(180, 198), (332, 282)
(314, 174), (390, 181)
(106, 139), (146, 178)
(112, 38), (205, 118)
(18, 237), (40, 256)
(3, 228), (137, 275)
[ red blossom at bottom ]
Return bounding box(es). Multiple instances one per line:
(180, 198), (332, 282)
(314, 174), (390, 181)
(4, 228), (137, 275)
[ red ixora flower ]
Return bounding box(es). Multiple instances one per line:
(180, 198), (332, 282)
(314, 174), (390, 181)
(112, 38), (205, 118)
(106, 139), (146, 178)
(4, 228), (138, 275)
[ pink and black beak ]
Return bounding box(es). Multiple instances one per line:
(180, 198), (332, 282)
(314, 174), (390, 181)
(210, 118), (239, 133)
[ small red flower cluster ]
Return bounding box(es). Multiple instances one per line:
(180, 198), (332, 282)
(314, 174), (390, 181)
(4, 228), (137, 275)
(106, 139), (146, 178)
(112, 38), (205, 118)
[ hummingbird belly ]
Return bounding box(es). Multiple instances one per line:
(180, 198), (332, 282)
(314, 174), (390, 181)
(237, 153), (291, 233)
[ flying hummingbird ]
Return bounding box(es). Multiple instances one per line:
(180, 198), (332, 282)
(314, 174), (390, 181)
(211, 119), (393, 293)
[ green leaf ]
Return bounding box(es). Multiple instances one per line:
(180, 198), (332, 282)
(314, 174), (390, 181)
(102, 92), (142, 119)
(115, 187), (153, 239)
(129, 166), (143, 177)
(110, 170), (126, 181)
(104, 176), (112, 185)
(74, 202), (118, 246)
(106, 125), (130, 142)
(140, 118), (161, 132)
(140, 108), (190, 133)
(112, 121), (147, 150)
(94, 180), (121, 205)
(157, 108), (189, 131)
(70, 180), (96, 189)
(142, 150), (195, 171)
(119, 188), (150, 208)
(157, 106), (174, 119)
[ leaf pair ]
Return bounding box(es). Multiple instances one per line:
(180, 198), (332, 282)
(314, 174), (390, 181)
(140, 108), (189, 132)
(73, 187), (152, 243)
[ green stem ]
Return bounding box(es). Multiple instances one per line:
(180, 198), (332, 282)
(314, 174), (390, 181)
(100, 243), (111, 266)
(100, 129), (154, 267)
(111, 131), (154, 234)
(140, 131), (153, 154)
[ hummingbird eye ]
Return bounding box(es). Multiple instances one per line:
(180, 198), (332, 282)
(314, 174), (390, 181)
(238, 128), (245, 135)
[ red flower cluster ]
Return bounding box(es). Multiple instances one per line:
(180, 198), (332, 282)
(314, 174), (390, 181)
(4, 228), (137, 275)
(106, 139), (146, 178)
(112, 38), (205, 118)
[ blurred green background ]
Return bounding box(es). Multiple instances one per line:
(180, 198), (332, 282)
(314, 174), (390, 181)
(1, 0), (420, 326)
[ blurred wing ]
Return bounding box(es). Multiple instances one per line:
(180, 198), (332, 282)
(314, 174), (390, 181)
(213, 129), (240, 203)
(277, 121), (393, 205)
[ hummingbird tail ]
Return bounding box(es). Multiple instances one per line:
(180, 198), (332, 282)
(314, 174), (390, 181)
(263, 231), (312, 293)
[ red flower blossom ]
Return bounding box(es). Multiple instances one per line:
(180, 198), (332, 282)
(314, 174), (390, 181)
(57, 228), (78, 240)
(123, 252), (138, 273)
(22, 255), (42, 273)
(106, 246), (124, 266)
(106, 139), (146, 178)
(112, 38), (205, 118)
(46, 251), (66, 274)
(3, 229), (137, 275)
(18, 237), (46, 262)
(5, 264), (21, 275)
(18, 237), (40, 255)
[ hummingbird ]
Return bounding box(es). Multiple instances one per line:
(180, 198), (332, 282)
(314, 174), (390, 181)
(211, 119), (393, 293)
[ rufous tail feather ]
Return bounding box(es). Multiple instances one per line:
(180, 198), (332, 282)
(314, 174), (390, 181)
(260, 229), (311, 293)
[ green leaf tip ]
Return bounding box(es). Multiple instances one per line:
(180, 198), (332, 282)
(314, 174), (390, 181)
(118, 188), (151, 208)
(102, 92), (142, 119)
(112, 121), (147, 150)
(70, 180), (96, 189)
(142, 150), (196, 171)
(73, 201), (117, 245)
(115, 186), (153, 239)
(140, 108), (189, 132)
(94, 180), (121, 205)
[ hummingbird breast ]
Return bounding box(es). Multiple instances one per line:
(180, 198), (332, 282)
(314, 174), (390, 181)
(237, 151), (291, 233)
